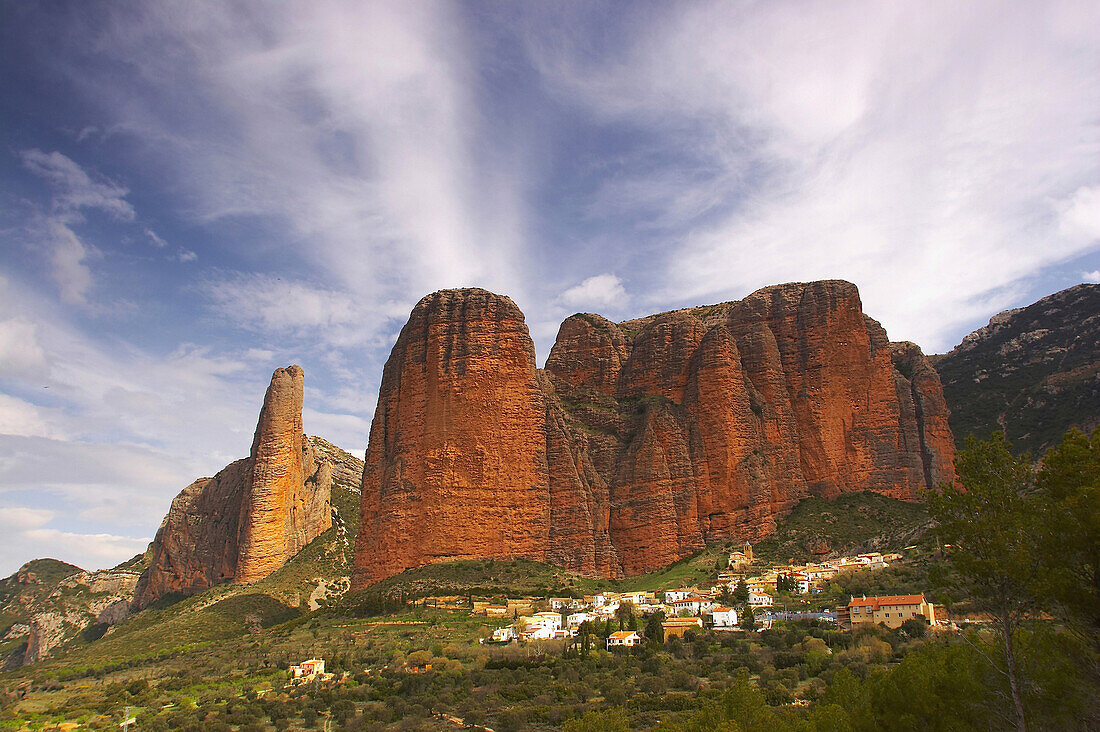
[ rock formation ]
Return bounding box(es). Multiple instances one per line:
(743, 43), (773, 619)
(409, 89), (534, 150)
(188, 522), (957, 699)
(352, 281), (956, 587)
(0, 563), (140, 667)
(134, 366), (331, 609)
(930, 283), (1100, 455)
(353, 290), (551, 586)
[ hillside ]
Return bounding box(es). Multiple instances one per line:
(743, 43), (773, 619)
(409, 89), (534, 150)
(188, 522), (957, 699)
(932, 283), (1100, 456)
(750, 491), (932, 565)
(1, 436), (363, 670)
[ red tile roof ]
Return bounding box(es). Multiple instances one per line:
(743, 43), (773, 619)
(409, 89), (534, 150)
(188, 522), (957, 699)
(848, 594), (925, 609)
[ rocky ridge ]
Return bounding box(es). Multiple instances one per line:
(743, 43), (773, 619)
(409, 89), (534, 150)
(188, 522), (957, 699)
(0, 561), (139, 668)
(353, 281), (956, 587)
(931, 283), (1100, 455)
(133, 366), (332, 609)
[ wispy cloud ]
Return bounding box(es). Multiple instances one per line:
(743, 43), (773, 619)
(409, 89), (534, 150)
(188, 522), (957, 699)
(44, 220), (95, 305)
(528, 0), (1100, 351)
(20, 148), (134, 222)
(144, 228), (168, 248)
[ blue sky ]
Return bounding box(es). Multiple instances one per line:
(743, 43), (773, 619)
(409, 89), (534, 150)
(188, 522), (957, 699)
(1, 1), (1099, 575)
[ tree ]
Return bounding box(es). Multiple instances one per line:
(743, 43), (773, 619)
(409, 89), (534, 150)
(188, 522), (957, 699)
(739, 605), (755, 631)
(615, 601), (635, 631)
(733, 579), (749, 605)
(1034, 427), (1100, 636)
(644, 610), (666, 645)
(929, 432), (1041, 731)
(562, 707), (630, 732)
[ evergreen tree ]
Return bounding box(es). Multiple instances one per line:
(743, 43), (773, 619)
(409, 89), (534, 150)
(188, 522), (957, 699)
(1034, 427), (1100, 636)
(644, 611), (666, 645)
(739, 605), (755, 631)
(930, 432), (1041, 731)
(734, 579), (749, 604)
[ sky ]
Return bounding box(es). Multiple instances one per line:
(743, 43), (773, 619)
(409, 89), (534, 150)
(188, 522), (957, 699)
(1, 1), (1099, 576)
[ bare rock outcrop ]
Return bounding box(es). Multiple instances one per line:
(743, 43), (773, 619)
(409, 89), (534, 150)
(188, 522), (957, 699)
(134, 366), (331, 609)
(352, 290), (551, 587)
(352, 281), (957, 586)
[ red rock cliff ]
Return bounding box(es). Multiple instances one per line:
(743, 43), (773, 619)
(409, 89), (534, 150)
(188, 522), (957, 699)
(352, 290), (550, 588)
(352, 281), (955, 585)
(134, 366), (331, 609)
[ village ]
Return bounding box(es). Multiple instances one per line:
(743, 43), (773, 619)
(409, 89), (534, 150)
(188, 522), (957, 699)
(462, 543), (943, 650)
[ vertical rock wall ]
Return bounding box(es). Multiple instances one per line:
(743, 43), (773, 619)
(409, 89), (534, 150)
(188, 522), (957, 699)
(352, 281), (956, 586)
(352, 290), (551, 588)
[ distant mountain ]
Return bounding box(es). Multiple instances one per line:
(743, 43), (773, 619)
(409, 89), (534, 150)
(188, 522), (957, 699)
(931, 283), (1100, 456)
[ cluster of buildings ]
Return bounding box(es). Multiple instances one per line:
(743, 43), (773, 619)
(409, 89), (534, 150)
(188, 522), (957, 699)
(721, 550), (902, 607)
(479, 546), (936, 646)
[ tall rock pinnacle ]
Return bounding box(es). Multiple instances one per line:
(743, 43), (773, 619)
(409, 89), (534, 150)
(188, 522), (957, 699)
(237, 366), (313, 583)
(134, 365), (331, 609)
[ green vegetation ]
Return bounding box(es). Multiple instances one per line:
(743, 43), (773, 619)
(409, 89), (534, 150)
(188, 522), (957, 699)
(752, 491), (931, 566)
(930, 429), (1100, 731)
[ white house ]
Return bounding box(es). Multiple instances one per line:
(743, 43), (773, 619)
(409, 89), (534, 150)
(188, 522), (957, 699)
(664, 589), (696, 603)
(594, 601), (620, 618)
(606, 631), (642, 649)
(791, 573), (811, 594)
(709, 606), (738, 628)
(668, 596), (712, 616)
(490, 626), (517, 642)
(522, 625), (555, 641)
(748, 590), (774, 607)
(528, 612), (563, 632)
(567, 611), (596, 627)
(549, 597), (578, 610)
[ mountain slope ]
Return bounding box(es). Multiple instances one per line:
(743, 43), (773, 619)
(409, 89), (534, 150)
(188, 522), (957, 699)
(932, 283), (1100, 456)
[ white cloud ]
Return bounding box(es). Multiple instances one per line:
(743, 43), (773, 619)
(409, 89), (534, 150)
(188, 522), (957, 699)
(20, 148), (134, 221)
(14, 528), (150, 574)
(71, 2), (531, 325)
(145, 228), (168, 248)
(0, 506), (55, 531)
(0, 316), (49, 379)
(203, 274), (361, 335)
(559, 274), (628, 309)
(1059, 185), (1100, 244)
(45, 220), (94, 305)
(175, 248), (198, 262)
(302, 408), (370, 456)
(0, 395), (64, 439)
(1083, 270), (1100, 283)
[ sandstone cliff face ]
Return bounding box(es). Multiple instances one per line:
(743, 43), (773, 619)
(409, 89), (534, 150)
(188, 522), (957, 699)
(237, 366), (331, 583)
(353, 281), (956, 586)
(134, 366), (331, 609)
(353, 290), (550, 587)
